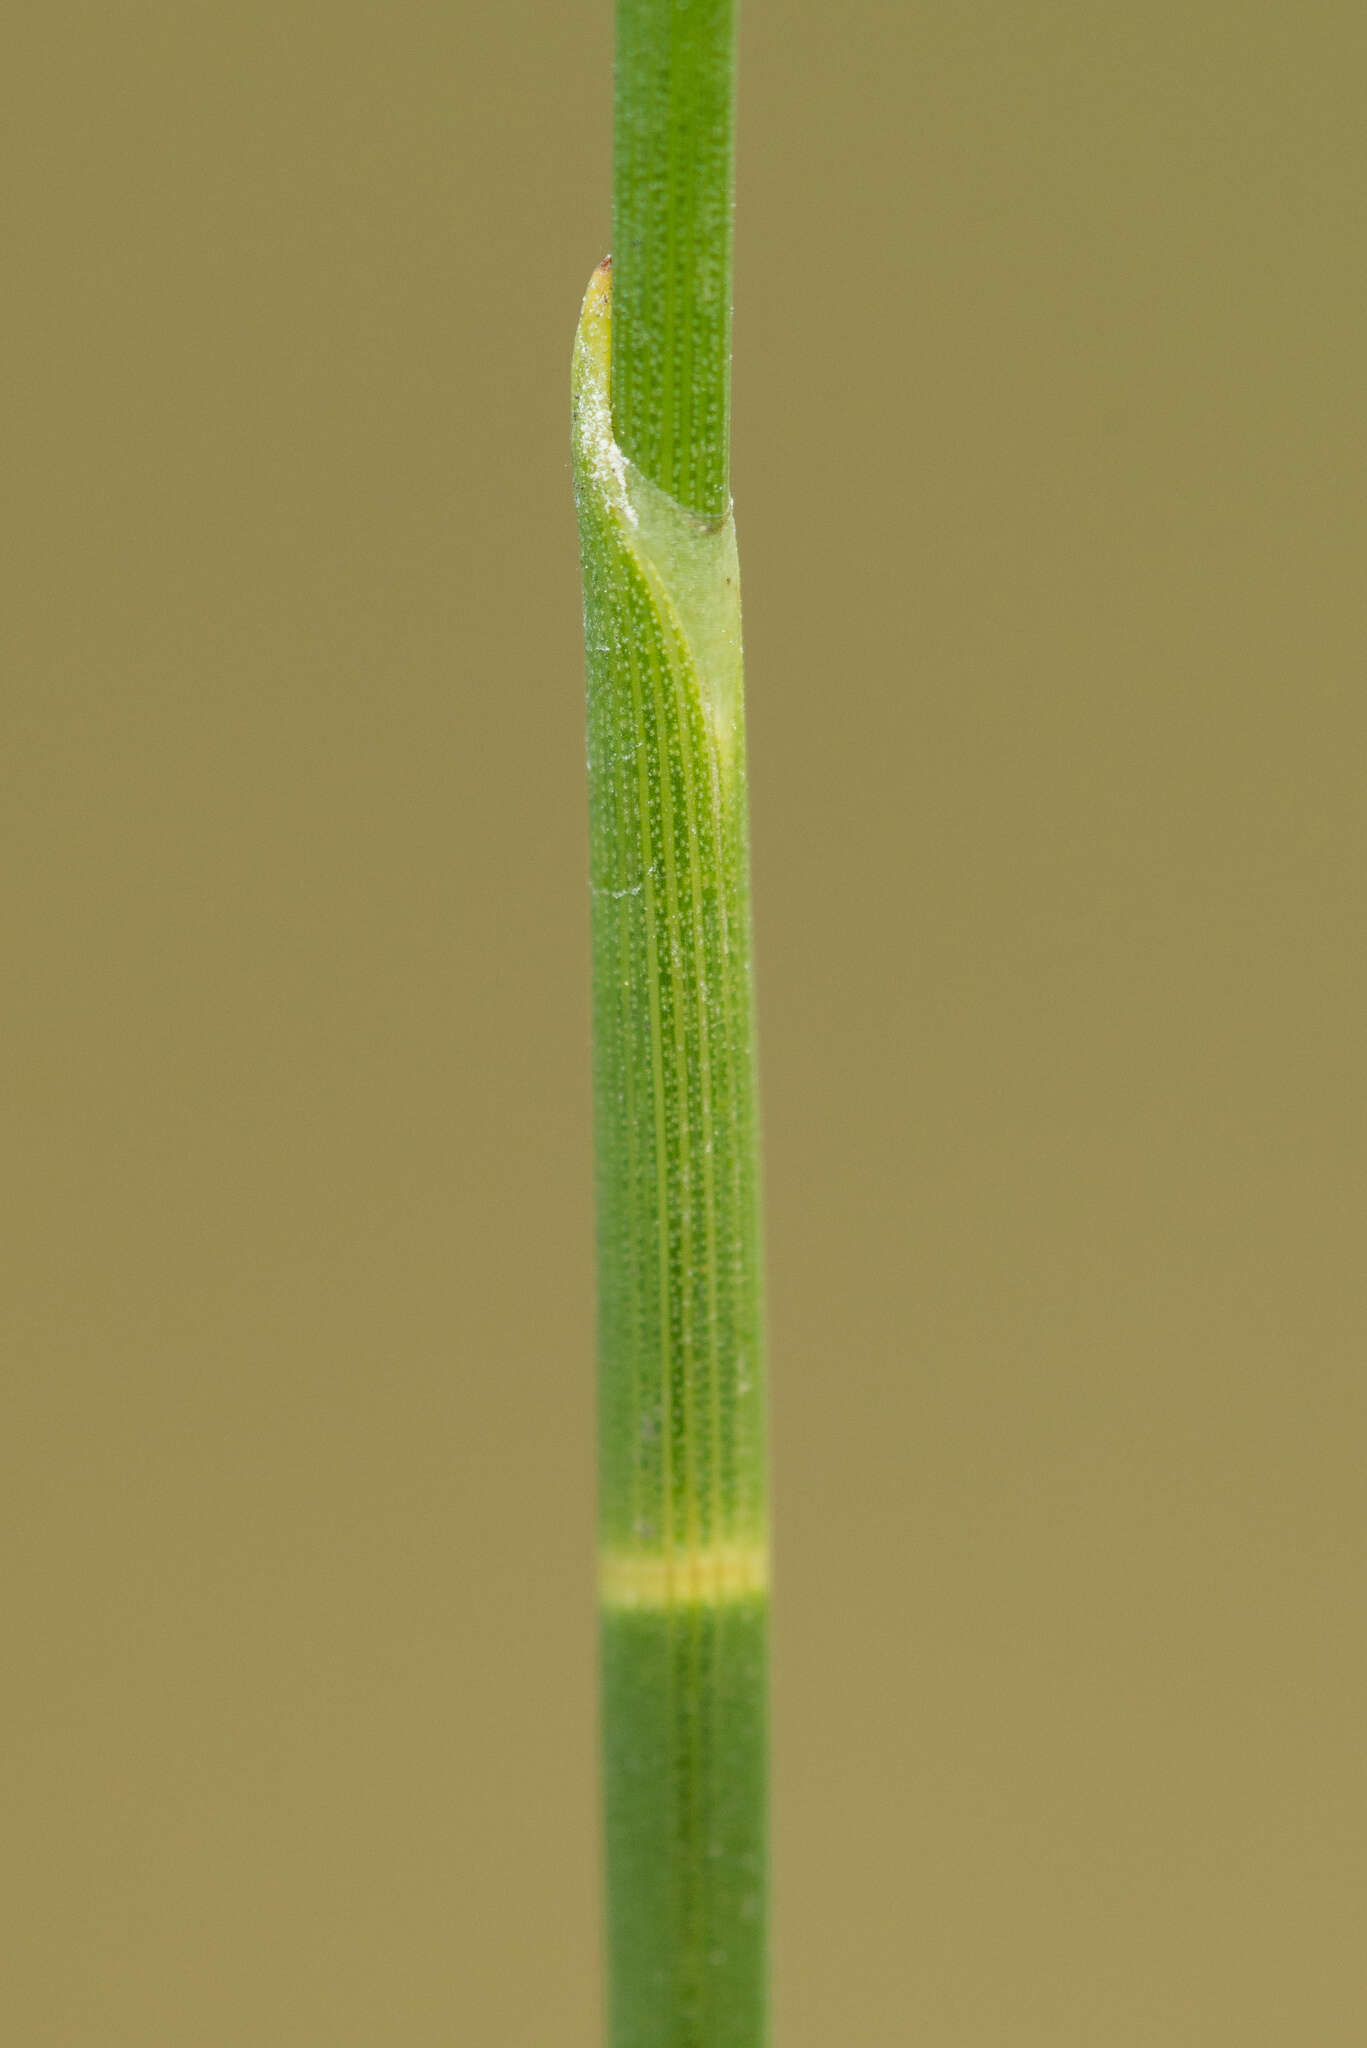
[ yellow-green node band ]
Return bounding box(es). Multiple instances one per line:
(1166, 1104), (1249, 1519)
(598, 1543), (769, 1611)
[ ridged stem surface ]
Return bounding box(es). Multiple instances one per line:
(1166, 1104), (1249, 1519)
(611, 0), (738, 523)
(573, 262), (767, 2048)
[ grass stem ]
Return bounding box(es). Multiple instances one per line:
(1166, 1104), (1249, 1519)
(573, 7), (766, 2040)
(611, 0), (739, 524)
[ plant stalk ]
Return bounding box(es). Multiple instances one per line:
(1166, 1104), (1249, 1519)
(573, 5), (766, 2042)
(611, 0), (739, 524)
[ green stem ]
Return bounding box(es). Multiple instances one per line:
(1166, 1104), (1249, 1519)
(611, 0), (739, 524)
(574, 30), (766, 2022)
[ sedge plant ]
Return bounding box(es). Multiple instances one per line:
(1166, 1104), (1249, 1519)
(571, 3), (768, 2044)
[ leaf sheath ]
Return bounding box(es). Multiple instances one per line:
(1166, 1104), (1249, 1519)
(573, 261), (768, 2048)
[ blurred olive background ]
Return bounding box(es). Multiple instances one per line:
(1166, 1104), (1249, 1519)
(3, 3), (1364, 2042)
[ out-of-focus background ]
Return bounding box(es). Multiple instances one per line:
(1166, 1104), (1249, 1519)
(3, 3), (1364, 2041)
